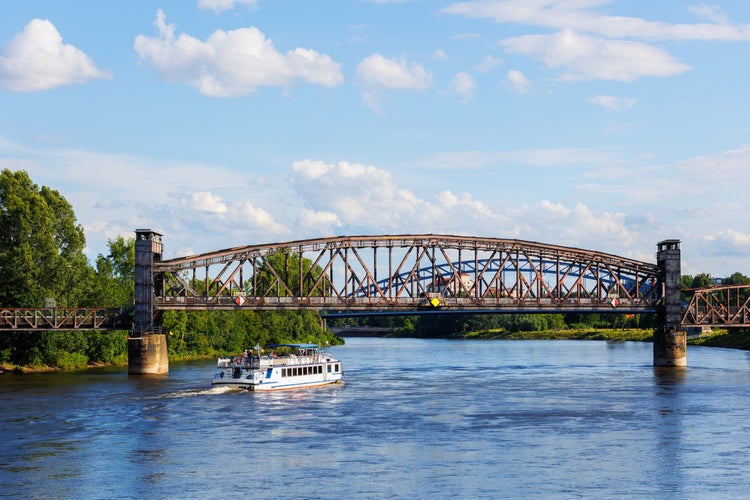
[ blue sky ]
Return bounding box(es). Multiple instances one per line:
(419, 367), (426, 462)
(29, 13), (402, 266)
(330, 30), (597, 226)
(1, 0), (749, 277)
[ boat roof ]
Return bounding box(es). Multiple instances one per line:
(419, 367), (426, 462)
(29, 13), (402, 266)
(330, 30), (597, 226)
(267, 343), (319, 349)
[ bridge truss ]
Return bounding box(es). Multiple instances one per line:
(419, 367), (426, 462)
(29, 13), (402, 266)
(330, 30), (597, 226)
(154, 234), (662, 313)
(682, 285), (750, 327)
(0, 308), (128, 331)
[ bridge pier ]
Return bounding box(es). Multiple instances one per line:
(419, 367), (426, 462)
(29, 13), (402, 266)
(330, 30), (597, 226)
(654, 239), (686, 367)
(130, 229), (168, 375)
(128, 334), (168, 374)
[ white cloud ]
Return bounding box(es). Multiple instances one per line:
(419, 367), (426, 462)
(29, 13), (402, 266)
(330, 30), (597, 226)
(503, 69), (531, 93)
(237, 201), (289, 236)
(501, 30), (692, 81)
(297, 209), (342, 236)
(689, 4), (730, 25)
(449, 72), (476, 102)
(197, 0), (257, 13)
(443, 0), (750, 41)
(290, 159), (423, 229)
(134, 10), (344, 97)
(476, 55), (502, 73)
(356, 53), (432, 90)
(587, 95), (636, 111)
(191, 191), (228, 214)
(0, 19), (111, 92)
(433, 49), (448, 60)
(703, 229), (750, 257)
(355, 53), (432, 112)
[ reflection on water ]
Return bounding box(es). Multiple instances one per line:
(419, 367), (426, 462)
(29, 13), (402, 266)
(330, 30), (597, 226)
(2, 339), (750, 498)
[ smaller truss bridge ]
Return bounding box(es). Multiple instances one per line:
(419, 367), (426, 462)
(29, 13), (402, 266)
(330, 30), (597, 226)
(682, 285), (750, 327)
(153, 234), (662, 314)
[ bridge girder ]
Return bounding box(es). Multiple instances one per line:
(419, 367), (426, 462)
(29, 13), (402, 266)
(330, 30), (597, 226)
(153, 234), (662, 313)
(682, 284), (750, 327)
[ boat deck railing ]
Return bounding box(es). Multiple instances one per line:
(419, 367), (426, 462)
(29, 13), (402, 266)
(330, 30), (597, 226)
(219, 353), (334, 370)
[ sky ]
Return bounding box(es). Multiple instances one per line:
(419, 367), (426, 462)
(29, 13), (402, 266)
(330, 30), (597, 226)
(1, 0), (749, 278)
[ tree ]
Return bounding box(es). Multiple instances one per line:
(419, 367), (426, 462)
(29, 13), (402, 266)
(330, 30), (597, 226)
(0, 169), (88, 307)
(253, 250), (325, 297)
(723, 272), (750, 286)
(86, 236), (135, 308)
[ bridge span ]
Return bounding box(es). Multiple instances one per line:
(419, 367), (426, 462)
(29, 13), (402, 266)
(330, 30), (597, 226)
(128, 230), (685, 373)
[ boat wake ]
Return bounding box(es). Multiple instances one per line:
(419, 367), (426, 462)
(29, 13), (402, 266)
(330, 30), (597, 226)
(161, 386), (244, 398)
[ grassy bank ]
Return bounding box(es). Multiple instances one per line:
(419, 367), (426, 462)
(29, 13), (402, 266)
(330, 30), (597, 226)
(688, 329), (750, 350)
(458, 327), (750, 351)
(457, 328), (654, 342)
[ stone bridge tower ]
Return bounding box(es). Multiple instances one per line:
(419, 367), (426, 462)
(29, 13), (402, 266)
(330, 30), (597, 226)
(654, 239), (686, 367)
(129, 229), (168, 374)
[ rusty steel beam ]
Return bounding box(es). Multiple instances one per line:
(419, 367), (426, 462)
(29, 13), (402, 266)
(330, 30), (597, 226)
(682, 285), (750, 327)
(153, 234), (662, 313)
(0, 308), (130, 331)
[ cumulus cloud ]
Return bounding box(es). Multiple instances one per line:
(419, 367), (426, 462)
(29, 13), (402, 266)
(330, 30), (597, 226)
(197, 0), (257, 13)
(501, 30), (692, 81)
(356, 53), (432, 90)
(290, 160), (423, 229)
(355, 53), (432, 112)
(587, 95), (636, 111)
(191, 191), (228, 214)
(297, 208), (342, 236)
(449, 72), (476, 102)
(0, 19), (111, 92)
(503, 69), (531, 93)
(134, 10), (344, 97)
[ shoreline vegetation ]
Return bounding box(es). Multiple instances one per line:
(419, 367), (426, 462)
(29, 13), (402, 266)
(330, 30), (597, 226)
(3, 327), (747, 375)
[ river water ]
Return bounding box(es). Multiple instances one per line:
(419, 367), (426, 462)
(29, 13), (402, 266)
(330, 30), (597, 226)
(2, 338), (750, 499)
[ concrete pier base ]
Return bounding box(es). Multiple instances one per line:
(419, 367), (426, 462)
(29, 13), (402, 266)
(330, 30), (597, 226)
(128, 334), (169, 375)
(653, 329), (687, 367)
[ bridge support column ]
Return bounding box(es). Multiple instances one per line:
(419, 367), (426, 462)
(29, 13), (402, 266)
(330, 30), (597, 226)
(654, 239), (686, 367)
(128, 334), (168, 374)
(130, 229), (168, 375)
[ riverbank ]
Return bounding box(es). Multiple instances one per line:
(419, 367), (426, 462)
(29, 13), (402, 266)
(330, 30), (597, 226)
(4, 328), (748, 374)
(456, 327), (750, 350)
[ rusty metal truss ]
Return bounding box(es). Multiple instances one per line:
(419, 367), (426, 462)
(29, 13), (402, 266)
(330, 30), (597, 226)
(0, 308), (129, 331)
(155, 234), (662, 313)
(682, 285), (750, 327)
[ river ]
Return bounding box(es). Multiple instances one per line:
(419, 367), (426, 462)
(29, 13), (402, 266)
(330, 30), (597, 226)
(2, 338), (750, 499)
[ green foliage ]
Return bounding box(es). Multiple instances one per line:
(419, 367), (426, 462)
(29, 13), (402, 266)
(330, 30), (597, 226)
(163, 309), (340, 358)
(0, 169), (88, 307)
(85, 236), (134, 308)
(254, 251), (326, 297)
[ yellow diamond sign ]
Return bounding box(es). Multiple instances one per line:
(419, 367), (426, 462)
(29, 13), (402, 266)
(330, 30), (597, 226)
(430, 297), (441, 307)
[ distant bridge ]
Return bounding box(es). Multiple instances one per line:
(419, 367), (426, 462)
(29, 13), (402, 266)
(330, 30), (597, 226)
(682, 285), (750, 328)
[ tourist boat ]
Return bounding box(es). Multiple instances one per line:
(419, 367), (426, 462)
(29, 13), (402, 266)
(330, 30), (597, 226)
(211, 343), (343, 391)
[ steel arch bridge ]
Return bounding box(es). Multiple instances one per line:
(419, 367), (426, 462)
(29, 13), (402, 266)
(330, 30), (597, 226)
(151, 234), (663, 315)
